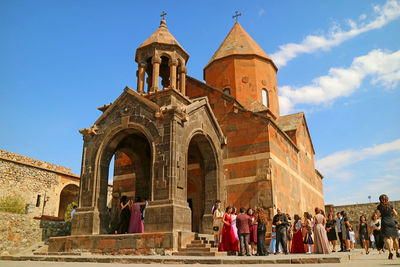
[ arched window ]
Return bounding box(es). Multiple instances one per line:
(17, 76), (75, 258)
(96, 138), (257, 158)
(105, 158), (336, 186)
(223, 88), (231, 95)
(262, 88), (268, 107)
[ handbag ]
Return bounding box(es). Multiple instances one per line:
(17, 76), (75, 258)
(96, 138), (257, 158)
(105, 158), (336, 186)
(213, 226), (219, 231)
(257, 222), (266, 232)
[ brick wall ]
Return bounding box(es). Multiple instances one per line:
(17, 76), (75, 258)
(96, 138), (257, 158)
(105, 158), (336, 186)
(186, 77), (324, 219)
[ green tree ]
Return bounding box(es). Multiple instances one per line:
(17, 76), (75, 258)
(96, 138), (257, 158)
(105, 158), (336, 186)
(0, 193), (26, 214)
(64, 201), (78, 222)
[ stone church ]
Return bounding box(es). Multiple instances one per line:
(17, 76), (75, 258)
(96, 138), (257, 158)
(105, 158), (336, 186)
(71, 18), (324, 238)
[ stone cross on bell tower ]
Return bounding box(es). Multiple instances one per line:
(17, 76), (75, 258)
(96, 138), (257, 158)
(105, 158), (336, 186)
(232, 11), (241, 22)
(160, 11), (167, 20)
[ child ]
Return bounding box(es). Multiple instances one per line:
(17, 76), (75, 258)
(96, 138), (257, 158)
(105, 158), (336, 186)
(369, 234), (375, 250)
(269, 225), (282, 254)
(349, 227), (355, 250)
(303, 218), (313, 254)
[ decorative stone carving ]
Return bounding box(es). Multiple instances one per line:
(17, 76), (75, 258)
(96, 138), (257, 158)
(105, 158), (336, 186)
(261, 79), (267, 86)
(242, 76), (249, 83)
(79, 124), (99, 136)
(120, 104), (134, 116)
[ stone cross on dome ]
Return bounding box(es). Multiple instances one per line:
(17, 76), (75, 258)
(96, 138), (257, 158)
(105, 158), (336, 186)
(232, 11), (241, 22)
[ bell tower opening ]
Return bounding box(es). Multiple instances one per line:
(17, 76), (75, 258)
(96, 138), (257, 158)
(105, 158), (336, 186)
(135, 18), (189, 95)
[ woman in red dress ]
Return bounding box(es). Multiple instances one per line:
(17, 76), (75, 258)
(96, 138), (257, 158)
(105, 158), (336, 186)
(248, 208), (258, 255)
(219, 206), (238, 254)
(291, 214), (306, 253)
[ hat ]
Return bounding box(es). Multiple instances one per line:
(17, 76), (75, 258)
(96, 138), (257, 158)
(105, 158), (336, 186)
(272, 225), (276, 228)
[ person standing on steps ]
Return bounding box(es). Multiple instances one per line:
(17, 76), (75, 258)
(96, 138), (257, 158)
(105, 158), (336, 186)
(236, 207), (252, 256)
(272, 208), (288, 255)
(212, 200), (223, 248)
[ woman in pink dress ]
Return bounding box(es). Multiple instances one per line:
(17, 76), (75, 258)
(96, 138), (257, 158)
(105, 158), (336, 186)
(231, 207), (239, 252)
(128, 197), (144, 233)
(220, 206), (238, 254)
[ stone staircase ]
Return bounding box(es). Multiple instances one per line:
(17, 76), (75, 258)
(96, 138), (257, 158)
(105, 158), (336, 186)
(173, 233), (227, 256)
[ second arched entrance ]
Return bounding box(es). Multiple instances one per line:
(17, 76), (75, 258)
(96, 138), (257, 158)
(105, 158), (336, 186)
(187, 133), (218, 234)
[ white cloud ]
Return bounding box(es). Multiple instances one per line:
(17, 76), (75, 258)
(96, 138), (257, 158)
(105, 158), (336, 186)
(278, 49), (400, 114)
(271, 0), (400, 67)
(258, 8), (265, 16)
(316, 138), (400, 176)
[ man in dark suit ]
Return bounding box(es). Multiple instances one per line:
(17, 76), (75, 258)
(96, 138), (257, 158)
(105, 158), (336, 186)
(272, 208), (288, 254)
(336, 212), (345, 252)
(236, 207), (252, 256)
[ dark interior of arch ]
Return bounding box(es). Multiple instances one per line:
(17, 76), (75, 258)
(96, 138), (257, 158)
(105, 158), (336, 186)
(98, 130), (151, 233)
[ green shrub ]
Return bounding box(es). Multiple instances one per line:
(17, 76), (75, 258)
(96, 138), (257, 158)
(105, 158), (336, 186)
(64, 201), (78, 222)
(0, 193), (26, 214)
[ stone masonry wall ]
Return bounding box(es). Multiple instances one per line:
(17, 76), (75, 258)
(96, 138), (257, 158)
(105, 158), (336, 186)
(326, 200), (400, 227)
(0, 149), (79, 218)
(0, 211), (41, 255)
(0, 211), (73, 255)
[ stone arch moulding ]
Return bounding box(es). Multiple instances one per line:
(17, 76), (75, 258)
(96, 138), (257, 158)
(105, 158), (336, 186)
(92, 123), (158, 233)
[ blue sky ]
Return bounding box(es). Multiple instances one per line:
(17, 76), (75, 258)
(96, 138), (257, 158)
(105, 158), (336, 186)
(1, 0), (399, 205)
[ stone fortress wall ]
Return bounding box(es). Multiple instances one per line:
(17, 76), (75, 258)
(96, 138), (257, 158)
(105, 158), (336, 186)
(325, 200), (400, 238)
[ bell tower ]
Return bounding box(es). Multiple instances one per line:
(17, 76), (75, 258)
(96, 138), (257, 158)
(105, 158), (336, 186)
(204, 21), (280, 117)
(135, 15), (189, 95)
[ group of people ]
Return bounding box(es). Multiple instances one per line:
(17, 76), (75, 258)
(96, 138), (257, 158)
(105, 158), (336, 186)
(212, 194), (399, 260)
(212, 201), (268, 256)
(116, 196), (148, 234)
(328, 194), (399, 260)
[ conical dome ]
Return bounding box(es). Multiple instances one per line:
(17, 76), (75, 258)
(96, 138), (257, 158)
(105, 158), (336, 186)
(205, 22), (276, 70)
(135, 19), (189, 62)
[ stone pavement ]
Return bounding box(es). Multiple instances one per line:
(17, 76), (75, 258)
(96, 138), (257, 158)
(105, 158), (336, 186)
(1, 249), (399, 266)
(1, 250), (398, 267)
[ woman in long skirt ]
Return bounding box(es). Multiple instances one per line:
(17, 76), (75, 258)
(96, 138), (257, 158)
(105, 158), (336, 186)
(128, 197), (144, 233)
(220, 206), (238, 254)
(247, 208), (258, 255)
(313, 207), (330, 254)
(117, 196), (131, 234)
(256, 208), (268, 256)
(291, 214), (305, 253)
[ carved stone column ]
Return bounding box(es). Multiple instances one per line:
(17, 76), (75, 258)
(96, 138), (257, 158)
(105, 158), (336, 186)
(169, 59), (178, 89)
(137, 62), (146, 94)
(180, 67), (187, 95)
(151, 57), (161, 92)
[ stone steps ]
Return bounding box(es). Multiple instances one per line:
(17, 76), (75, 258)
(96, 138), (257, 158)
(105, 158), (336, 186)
(172, 251), (227, 256)
(172, 233), (227, 256)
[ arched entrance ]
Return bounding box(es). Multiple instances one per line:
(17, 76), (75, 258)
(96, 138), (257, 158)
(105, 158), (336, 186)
(187, 133), (218, 233)
(58, 184), (79, 219)
(97, 128), (152, 234)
